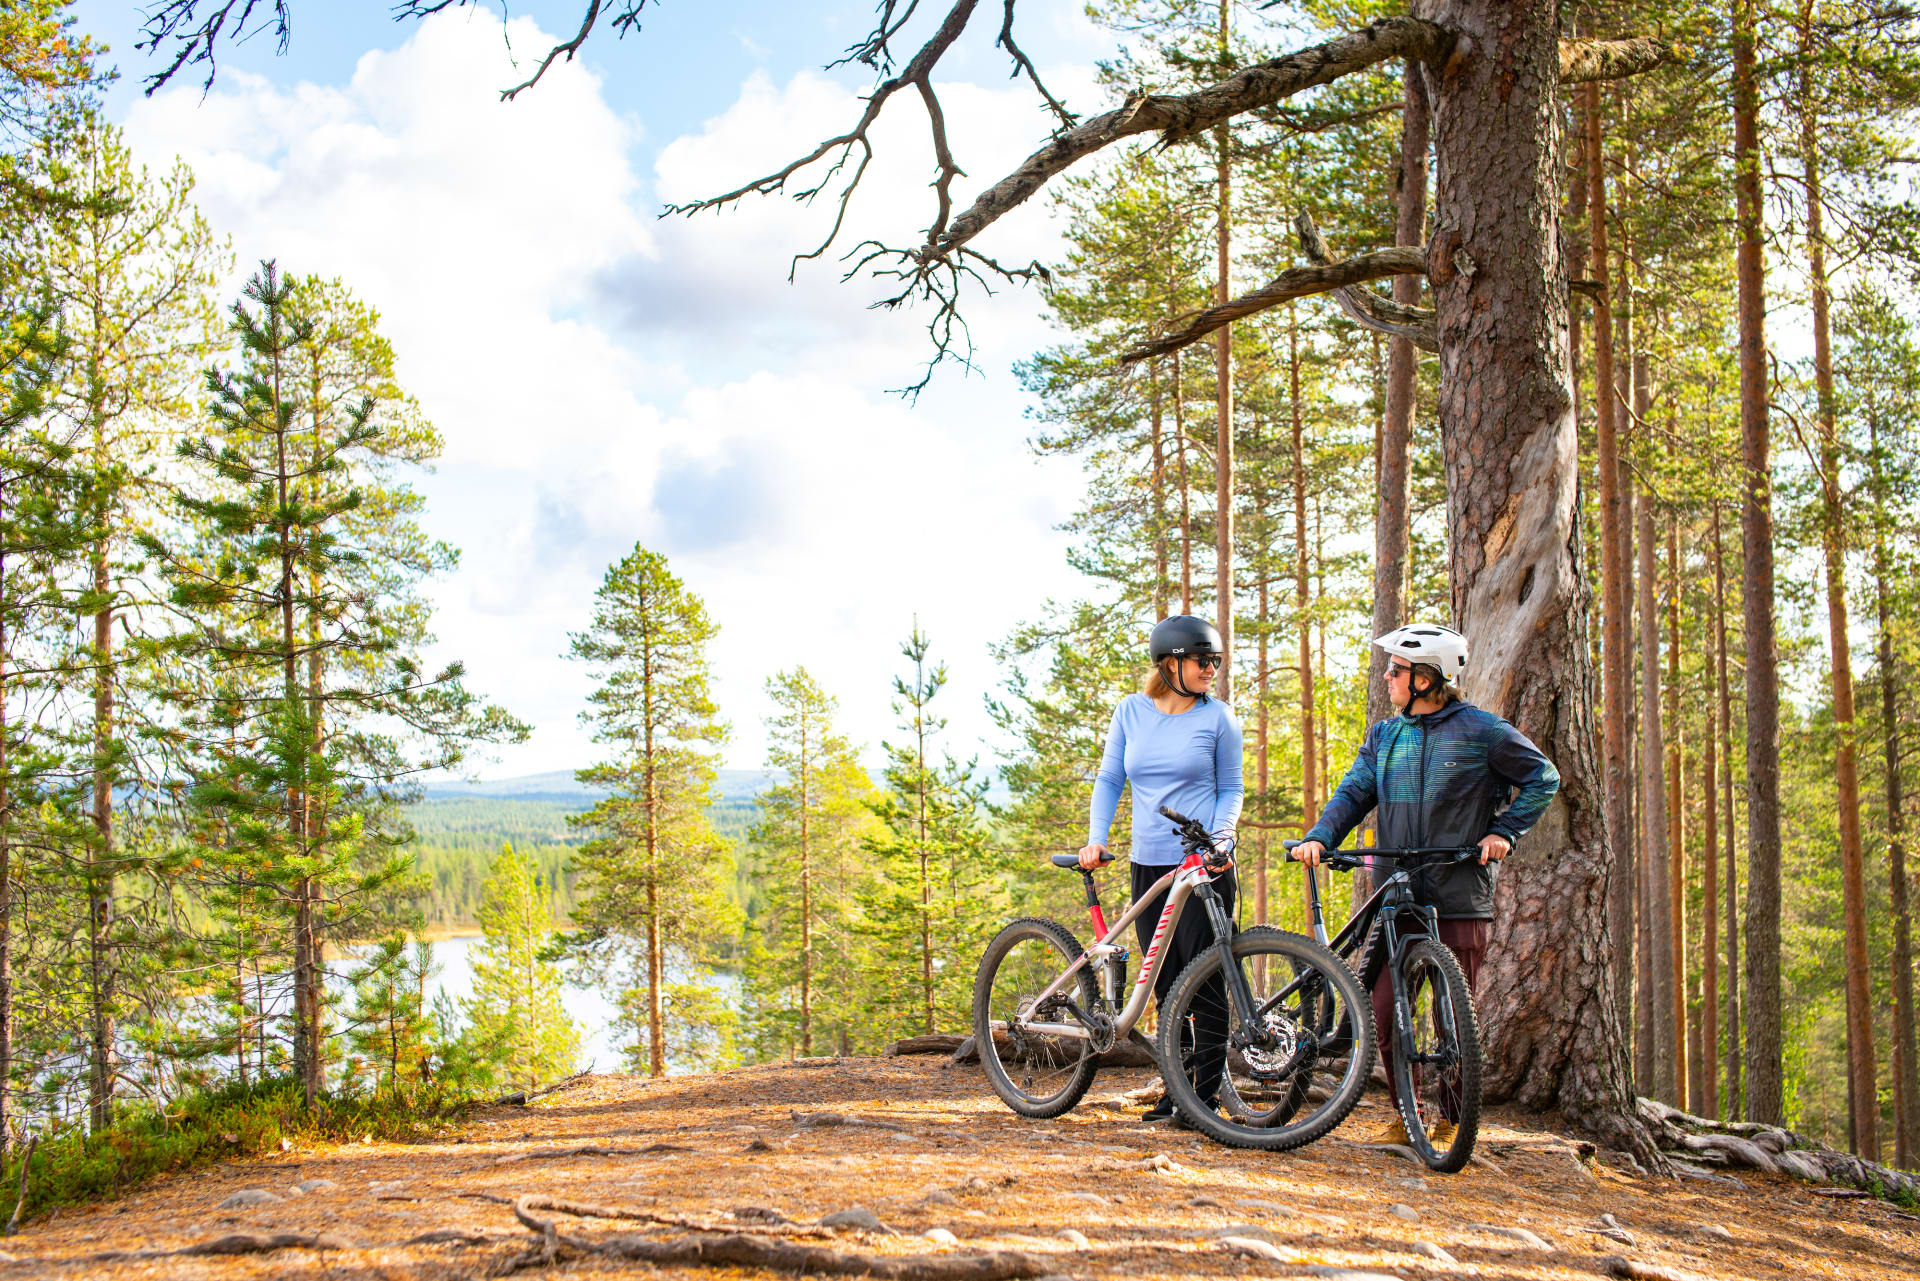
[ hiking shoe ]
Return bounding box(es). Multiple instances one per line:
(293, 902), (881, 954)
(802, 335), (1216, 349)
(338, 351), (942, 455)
(1141, 1096), (1177, 1123)
(1427, 1118), (1457, 1146)
(1366, 1116), (1413, 1146)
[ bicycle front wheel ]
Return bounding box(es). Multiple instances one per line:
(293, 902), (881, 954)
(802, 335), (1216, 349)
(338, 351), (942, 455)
(1158, 926), (1374, 1150)
(972, 917), (1100, 1119)
(1391, 936), (1482, 1173)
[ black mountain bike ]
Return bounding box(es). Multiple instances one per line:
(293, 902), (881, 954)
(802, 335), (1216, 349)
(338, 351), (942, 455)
(973, 806), (1375, 1151)
(1282, 840), (1485, 1173)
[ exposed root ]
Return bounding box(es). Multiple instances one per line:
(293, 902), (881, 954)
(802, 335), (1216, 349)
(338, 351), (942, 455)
(504, 1195), (1053, 1278)
(85, 1230), (363, 1261)
(1638, 1098), (1920, 1201)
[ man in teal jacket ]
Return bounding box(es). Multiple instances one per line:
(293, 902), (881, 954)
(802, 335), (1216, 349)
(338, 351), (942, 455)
(1291, 623), (1560, 1146)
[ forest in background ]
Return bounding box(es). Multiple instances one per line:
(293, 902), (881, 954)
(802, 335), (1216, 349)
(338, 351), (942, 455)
(0, 0), (1918, 1218)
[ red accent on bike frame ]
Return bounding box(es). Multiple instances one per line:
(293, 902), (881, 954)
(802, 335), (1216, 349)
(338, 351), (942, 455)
(1134, 888), (1183, 988)
(1088, 903), (1109, 937)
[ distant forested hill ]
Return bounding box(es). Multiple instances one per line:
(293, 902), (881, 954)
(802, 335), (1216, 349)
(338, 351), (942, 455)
(408, 770), (777, 926)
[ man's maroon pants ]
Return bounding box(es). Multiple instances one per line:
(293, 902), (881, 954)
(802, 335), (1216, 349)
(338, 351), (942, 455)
(1368, 916), (1489, 1122)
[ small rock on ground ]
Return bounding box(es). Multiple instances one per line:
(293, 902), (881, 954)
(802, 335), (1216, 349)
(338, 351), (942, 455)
(1389, 1202), (1419, 1222)
(290, 1179), (338, 1195)
(1413, 1240), (1456, 1263)
(1218, 1235), (1285, 1261)
(1466, 1223), (1551, 1249)
(216, 1190), (281, 1209)
(1696, 1224), (1734, 1241)
(920, 1189), (958, 1206)
(1057, 1228), (1091, 1249)
(820, 1206), (889, 1232)
(1187, 1195), (1221, 1208)
(923, 1228), (959, 1246)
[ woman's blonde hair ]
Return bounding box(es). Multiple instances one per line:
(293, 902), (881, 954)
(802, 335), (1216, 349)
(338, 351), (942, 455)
(1143, 658), (1177, 699)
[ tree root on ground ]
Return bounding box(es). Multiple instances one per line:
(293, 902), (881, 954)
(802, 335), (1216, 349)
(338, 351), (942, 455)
(458, 1190), (837, 1237)
(501, 1195), (1054, 1278)
(1638, 1098), (1920, 1203)
(84, 1230), (365, 1261)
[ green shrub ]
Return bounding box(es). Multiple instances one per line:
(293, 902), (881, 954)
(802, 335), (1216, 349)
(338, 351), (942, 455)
(0, 1076), (470, 1222)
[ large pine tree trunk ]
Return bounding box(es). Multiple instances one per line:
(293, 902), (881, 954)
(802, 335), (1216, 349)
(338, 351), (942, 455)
(0, 536), (11, 1156)
(1732, 0), (1784, 1125)
(1416, 0), (1653, 1159)
(1151, 365), (1169, 621)
(1704, 687), (1720, 1118)
(800, 721), (813, 1058)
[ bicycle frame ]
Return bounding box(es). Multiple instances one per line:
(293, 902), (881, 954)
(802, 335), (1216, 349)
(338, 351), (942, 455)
(991, 851), (1221, 1043)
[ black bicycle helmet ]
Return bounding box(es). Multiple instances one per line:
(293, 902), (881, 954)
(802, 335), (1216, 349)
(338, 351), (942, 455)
(1149, 615), (1222, 662)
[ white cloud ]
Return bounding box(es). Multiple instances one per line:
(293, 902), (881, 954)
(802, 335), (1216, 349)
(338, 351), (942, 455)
(122, 9), (1099, 776)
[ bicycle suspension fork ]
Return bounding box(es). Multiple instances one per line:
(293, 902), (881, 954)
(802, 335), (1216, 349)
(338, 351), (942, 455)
(1197, 881), (1277, 1050)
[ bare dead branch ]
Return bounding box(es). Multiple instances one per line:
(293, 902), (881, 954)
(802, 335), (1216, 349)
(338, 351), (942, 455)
(932, 17), (1452, 260)
(1119, 239), (1426, 366)
(1294, 211), (1438, 350)
(1558, 36), (1681, 84)
(997, 0), (1077, 129)
(831, 0), (928, 72)
(136, 0), (292, 97)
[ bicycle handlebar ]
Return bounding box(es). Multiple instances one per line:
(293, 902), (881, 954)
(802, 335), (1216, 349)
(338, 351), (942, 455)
(1158, 805), (1233, 868)
(1281, 838), (1481, 870)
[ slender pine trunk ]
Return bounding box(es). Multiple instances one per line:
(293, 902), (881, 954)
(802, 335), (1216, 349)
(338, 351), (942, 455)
(1212, 0), (1233, 701)
(1872, 417), (1917, 1164)
(1714, 505), (1741, 1117)
(1734, 0), (1784, 1123)
(1666, 492), (1689, 1108)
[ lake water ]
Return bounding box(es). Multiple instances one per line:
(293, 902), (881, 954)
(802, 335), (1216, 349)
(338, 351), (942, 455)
(417, 935), (737, 1074)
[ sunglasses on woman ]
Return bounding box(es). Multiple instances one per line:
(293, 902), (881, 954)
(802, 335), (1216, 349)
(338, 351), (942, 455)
(1184, 654), (1223, 670)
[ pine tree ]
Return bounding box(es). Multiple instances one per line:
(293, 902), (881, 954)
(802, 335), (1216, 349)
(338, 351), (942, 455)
(742, 668), (878, 1059)
(861, 623), (1005, 1039)
(566, 545), (737, 1077)
(465, 842), (578, 1090)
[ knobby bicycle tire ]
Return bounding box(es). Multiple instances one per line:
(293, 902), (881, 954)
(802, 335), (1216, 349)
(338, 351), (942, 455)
(1391, 935), (1482, 1173)
(1157, 926), (1375, 1151)
(972, 917), (1100, 1119)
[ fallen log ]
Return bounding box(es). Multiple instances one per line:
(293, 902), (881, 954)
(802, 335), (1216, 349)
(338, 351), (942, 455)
(886, 1034), (968, 1057)
(944, 1028), (1156, 1070)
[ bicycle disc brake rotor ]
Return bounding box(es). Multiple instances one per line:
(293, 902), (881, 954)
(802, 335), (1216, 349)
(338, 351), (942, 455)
(1239, 1008), (1305, 1080)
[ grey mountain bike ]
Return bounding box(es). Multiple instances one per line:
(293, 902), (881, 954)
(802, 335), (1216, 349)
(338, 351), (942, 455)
(972, 806), (1375, 1151)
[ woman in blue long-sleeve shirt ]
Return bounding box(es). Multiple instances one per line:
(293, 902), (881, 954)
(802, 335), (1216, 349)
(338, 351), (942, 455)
(1077, 615), (1243, 1126)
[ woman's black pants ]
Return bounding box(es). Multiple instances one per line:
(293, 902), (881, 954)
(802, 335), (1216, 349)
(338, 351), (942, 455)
(1130, 861), (1236, 1106)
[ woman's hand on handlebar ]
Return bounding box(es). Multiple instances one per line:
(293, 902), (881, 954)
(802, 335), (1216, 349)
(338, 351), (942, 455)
(1290, 839), (1327, 868)
(1078, 843), (1110, 870)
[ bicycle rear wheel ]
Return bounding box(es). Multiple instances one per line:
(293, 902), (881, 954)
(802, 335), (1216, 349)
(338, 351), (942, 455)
(1158, 926), (1374, 1150)
(1391, 936), (1482, 1173)
(972, 917), (1100, 1118)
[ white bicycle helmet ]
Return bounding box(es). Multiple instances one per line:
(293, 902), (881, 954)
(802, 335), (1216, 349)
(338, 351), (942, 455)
(1373, 623), (1469, 680)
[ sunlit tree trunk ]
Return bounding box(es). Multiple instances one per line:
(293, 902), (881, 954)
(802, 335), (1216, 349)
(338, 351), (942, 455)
(1212, 0), (1234, 700)
(1733, 0), (1783, 1124)
(1714, 505), (1742, 1116)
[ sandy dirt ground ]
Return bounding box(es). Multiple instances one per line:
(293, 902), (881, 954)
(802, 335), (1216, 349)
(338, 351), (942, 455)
(2, 1057), (1915, 1280)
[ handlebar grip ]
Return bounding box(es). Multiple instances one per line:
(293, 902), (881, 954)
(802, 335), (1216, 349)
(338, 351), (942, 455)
(1281, 839), (1301, 851)
(1157, 804), (1188, 823)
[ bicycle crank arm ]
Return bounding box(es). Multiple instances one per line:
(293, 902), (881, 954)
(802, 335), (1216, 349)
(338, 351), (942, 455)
(991, 1020), (1091, 1040)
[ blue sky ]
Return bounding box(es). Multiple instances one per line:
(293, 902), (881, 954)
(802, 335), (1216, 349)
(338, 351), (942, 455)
(69, 1), (1119, 777)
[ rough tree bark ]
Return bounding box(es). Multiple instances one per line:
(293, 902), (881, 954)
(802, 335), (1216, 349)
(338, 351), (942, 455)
(1703, 692), (1719, 1119)
(1416, 0), (1654, 1162)
(1733, 0), (1784, 1126)
(1150, 363), (1168, 621)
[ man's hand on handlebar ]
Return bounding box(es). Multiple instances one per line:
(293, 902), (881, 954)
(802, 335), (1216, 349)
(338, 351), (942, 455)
(1290, 838), (1327, 868)
(1478, 833), (1511, 865)
(1077, 842), (1110, 870)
